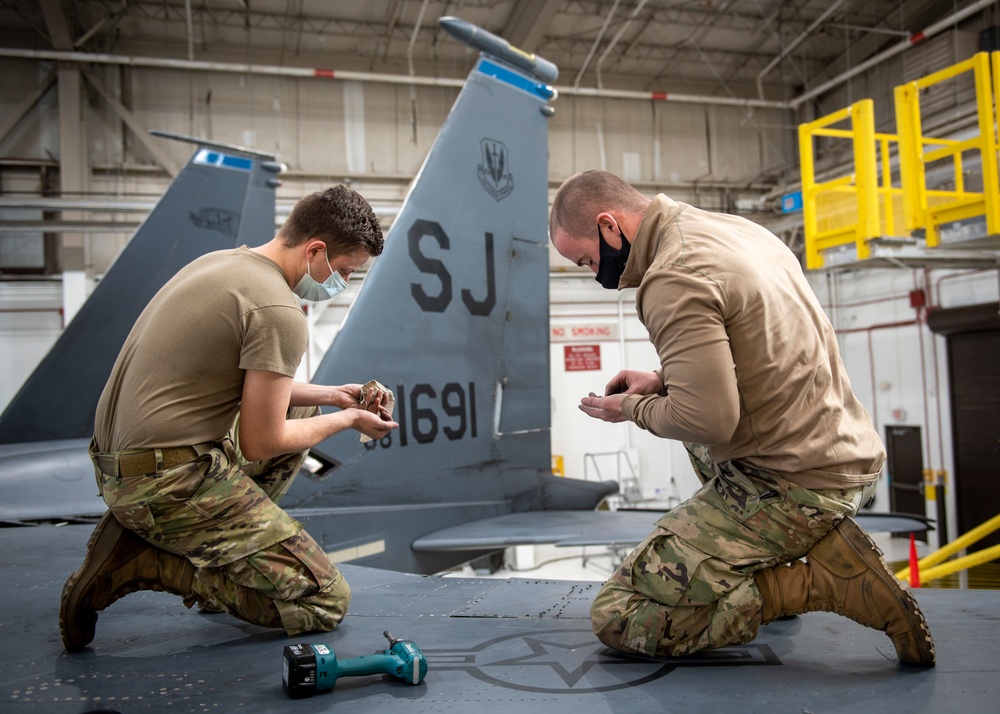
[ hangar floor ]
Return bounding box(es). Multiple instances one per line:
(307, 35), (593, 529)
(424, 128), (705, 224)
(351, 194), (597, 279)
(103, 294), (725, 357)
(2, 524), (998, 714)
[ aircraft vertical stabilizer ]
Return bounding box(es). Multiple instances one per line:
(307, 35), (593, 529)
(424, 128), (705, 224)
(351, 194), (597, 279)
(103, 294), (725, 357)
(0, 135), (284, 443)
(284, 18), (617, 572)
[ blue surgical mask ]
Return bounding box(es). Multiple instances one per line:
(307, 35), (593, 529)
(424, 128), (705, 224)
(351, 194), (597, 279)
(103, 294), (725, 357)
(292, 254), (348, 302)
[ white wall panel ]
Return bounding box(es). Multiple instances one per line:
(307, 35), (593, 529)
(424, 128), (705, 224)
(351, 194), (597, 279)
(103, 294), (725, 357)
(0, 282), (62, 409)
(127, 68), (203, 164)
(86, 65), (126, 167)
(555, 95), (608, 176)
(2, 60), (796, 203)
(708, 105), (761, 182)
(652, 103), (710, 184)
(342, 80), (367, 173)
(597, 98), (654, 180)
(379, 84), (450, 177)
(548, 281), (705, 507)
(807, 266), (1000, 549)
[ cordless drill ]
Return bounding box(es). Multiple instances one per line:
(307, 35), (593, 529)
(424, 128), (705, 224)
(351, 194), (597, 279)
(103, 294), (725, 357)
(282, 630), (428, 699)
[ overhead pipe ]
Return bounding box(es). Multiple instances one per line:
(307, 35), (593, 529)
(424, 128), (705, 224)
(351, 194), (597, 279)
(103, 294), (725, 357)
(0, 46), (468, 89)
(0, 45), (787, 109)
(564, 84), (786, 109)
(573, 0), (621, 89)
(0, 196), (401, 220)
(185, 0), (195, 61)
(790, 0), (997, 109)
(595, 0), (649, 90)
(756, 0), (846, 100)
(825, 23), (910, 38)
(406, 0), (431, 144)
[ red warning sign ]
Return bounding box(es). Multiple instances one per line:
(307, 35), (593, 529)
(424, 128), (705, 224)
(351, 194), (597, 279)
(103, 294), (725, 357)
(564, 344), (601, 372)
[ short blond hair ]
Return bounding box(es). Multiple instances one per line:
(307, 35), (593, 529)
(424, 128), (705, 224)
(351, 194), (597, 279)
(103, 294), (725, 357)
(549, 171), (648, 240)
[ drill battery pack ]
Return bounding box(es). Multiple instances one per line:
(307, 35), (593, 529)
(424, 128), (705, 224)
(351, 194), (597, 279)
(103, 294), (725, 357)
(282, 643), (326, 699)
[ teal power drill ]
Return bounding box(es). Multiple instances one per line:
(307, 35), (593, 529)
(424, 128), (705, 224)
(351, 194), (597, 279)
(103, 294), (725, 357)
(282, 631), (428, 699)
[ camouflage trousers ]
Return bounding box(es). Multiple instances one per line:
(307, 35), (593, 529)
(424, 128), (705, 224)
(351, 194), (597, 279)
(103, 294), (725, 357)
(92, 407), (350, 636)
(590, 443), (876, 657)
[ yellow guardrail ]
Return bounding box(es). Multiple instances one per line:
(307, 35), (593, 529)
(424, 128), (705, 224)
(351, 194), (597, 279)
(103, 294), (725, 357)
(801, 51), (1000, 267)
(895, 51), (1000, 247)
(800, 99), (907, 269)
(896, 513), (1000, 585)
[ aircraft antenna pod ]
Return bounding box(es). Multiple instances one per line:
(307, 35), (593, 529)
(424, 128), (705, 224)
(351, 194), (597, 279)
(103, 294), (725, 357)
(439, 16), (559, 84)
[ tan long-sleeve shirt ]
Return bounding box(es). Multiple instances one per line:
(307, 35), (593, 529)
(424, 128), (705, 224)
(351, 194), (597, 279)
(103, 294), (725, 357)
(619, 195), (884, 488)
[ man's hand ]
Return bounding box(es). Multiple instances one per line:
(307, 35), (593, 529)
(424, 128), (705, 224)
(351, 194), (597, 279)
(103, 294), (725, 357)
(604, 370), (662, 396)
(358, 381), (394, 414)
(351, 408), (399, 441)
(579, 392), (628, 423)
(328, 384), (364, 410)
(246, 373), (398, 461)
(331, 382), (393, 413)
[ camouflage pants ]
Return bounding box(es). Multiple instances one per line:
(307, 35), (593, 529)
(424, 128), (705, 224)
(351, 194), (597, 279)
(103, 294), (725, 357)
(590, 443), (875, 657)
(93, 407), (350, 636)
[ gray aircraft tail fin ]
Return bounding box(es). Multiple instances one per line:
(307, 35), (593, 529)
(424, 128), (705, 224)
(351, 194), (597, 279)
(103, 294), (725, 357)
(0, 134), (284, 443)
(283, 18), (616, 572)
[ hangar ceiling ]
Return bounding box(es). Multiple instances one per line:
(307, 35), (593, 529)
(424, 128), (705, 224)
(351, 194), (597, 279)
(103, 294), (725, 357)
(0, 0), (990, 101)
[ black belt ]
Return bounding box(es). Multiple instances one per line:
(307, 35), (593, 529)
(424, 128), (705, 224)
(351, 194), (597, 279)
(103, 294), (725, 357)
(95, 446), (199, 477)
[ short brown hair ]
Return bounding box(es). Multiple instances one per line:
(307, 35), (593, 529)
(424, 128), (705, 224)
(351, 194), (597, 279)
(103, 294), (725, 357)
(279, 185), (384, 257)
(549, 170), (648, 240)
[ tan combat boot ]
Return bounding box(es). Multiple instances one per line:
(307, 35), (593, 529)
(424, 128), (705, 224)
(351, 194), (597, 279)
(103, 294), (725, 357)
(754, 516), (935, 667)
(60, 511), (197, 652)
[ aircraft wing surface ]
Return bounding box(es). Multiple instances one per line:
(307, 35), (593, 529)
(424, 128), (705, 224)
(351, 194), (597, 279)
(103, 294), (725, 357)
(0, 438), (103, 520)
(412, 510), (936, 550)
(1, 523), (998, 713)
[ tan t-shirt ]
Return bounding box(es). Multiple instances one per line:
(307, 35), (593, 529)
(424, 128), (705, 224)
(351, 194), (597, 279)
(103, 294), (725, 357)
(94, 246), (307, 452)
(618, 195), (885, 489)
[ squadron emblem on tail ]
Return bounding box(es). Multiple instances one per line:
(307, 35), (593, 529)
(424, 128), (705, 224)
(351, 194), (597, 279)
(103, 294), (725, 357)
(478, 138), (514, 201)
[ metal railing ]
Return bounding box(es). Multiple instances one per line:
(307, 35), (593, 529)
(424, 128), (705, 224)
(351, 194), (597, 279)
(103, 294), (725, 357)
(895, 51), (1000, 247)
(583, 450), (642, 505)
(800, 98), (906, 269)
(896, 513), (1000, 585)
(801, 51), (1000, 267)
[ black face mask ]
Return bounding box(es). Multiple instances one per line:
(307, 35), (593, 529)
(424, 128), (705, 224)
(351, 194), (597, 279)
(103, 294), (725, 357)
(595, 226), (631, 290)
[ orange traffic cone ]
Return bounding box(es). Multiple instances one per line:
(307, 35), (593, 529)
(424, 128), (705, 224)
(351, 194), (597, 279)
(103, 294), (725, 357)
(909, 532), (921, 588)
